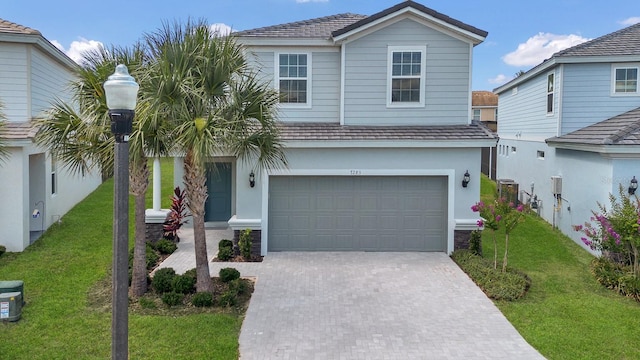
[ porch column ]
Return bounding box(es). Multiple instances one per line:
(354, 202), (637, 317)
(145, 156), (170, 243)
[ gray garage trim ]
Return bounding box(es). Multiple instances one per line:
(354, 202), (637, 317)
(268, 176), (447, 251)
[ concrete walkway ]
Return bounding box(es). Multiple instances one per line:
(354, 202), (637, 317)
(158, 229), (545, 359)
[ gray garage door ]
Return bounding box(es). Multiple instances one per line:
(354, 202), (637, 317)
(268, 176), (447, 251)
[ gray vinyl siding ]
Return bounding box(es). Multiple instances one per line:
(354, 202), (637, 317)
(344, 18), (470, 126)
(245, 49), (340, 123)
(561, 63), (640, 134)
(0, 43), (29, 122)
(497, 71), (559, 138)
(30, 47), (74, 117)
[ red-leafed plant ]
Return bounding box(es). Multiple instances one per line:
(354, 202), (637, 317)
(163, 186), (189, 241)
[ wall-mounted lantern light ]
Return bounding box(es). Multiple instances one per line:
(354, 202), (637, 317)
(629, 176), (638, 195)
(462, 170), (470, 188)
(249, 171), (255, 188)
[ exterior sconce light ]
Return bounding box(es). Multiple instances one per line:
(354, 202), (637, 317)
(462, 170), (470, 188)
(629, 176), (638, 195)
(249, 171), (255, 188)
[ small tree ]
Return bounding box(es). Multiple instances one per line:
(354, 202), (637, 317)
(472, 198), (526, 271)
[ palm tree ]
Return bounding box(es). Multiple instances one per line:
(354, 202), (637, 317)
(144, 20), (286, 293)
(35, 44), (170, 297)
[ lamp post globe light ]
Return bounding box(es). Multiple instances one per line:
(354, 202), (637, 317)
(104, 64), (138, 360)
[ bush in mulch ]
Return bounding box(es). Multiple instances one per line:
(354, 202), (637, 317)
(451, 249), (531, 301)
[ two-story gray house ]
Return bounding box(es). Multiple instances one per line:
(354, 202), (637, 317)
(494, 22), (640, 251)
(173, 1), (495, 254)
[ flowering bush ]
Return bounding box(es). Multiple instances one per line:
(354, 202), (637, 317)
(574, 186), (640, 279)
(471, 198), (527, 271)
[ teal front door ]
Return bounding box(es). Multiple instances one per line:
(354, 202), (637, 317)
(205, 162), (232, 222)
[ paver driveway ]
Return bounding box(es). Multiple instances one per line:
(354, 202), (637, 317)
(239, 252), (544, 360)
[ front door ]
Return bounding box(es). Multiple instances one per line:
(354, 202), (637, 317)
(205, 162), (232, 222)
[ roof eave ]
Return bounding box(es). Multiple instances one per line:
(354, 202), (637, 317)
(237, 37), (336, 47)
(283, 139), (498, 148)
(546, 141), (640, 154)
(0, 32), (77, 70)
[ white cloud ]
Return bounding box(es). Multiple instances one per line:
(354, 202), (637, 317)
(53, 38), (104, 64)
(210, 23), (233, 36)
(489, 74), (511, 85)
(620, 17), (640, 26)
(502, 33), (590, 67)
(296, 0), (329, 3)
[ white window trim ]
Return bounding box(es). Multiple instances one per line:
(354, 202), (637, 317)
(387, 45), (427, 108)
(546, 72), (554, 115)
(275, 52), (312, 109)
(611, 64), (640, 96)
(472, 109), (481, 121)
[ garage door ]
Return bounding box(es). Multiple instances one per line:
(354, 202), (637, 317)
(268, 176), (447, 251)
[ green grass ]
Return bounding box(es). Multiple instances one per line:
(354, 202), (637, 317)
(480, 175), (640, 360)
(0, 158), (241, 360)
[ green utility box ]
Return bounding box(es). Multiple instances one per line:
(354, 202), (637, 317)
(0, 280), (24, 305)
(1, 291), (23, 322)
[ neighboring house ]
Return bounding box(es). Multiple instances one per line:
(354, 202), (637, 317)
(472, 90), (498, 179)
(173, 0), (495, 254)
(0, 19), (102, 252)
(494, 22), (640, 252)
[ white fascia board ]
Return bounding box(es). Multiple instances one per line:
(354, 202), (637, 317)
(283, 139), (498, 148)
(237, 37), (334, 47)
(333, 8), (485, 45)
(228, 215), (262, 230)
(455, 218), (480, 231)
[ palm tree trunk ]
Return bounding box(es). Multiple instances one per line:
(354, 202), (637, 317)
(130, 159), (149, 297)
(184, 151), (214, 293)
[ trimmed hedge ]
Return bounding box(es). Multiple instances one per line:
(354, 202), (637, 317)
(451, 249), (531, 301)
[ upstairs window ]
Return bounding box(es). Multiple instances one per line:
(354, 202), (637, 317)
(277, 53), (311, 106)
(472, 109), (481, 121)
(613, 66), (638, 94)
(547, 73), (554, 114)
(387, 46), (426, 107)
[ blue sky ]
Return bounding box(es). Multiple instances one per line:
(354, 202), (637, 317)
(2, 0), (639, 90)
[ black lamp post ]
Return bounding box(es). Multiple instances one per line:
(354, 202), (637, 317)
(104, 64), (138, 360)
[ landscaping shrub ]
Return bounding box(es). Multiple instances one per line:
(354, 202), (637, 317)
(172, 274), (196, 294)
(191, 292), (214, 307)
(129, 243), (160, 271)
(217, 239), (234, 261)
(161, 292), (184, 307)
(217, 247), (233, 261)
(0, 245), (5, 257)
(154, 238), (178, 255)
(218, 239), (233, 251)
(183, 268), (197, 282)
(218, 290), (237, 307)
(152, 267), (177, 294)
(469, 230), (482, 256)
(219, 267), (240, 283)
(139, 297), (157, 309)
(229, 278), (248, 295)
(591, 257), (640, 301)
(238, 228), (252, 260)
(451, 249), (530, 301)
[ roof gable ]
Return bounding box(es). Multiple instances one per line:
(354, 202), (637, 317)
(332, 1), (487, 43)
(236, 1), (486, 45)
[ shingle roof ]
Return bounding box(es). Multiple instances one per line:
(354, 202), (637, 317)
(472, 91), (498, 107)
(0, 18), (40, 35)
(235, 1), (487, 40)
(554, 22), (640, 57)
(235, 13), (367, 39)
(0, 121), (39, 140)
(331, 1), (487, 39)
(546, 107), (640, 146)
(278, 122), (497, 142)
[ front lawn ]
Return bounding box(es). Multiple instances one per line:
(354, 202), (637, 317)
(0, 159), (241, 359)
(479, 175), (640, 360)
